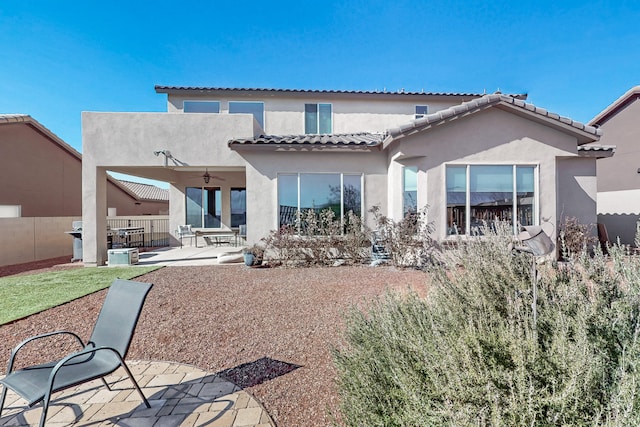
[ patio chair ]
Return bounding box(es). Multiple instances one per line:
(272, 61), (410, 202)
(0, 279), (153, 427)
(177, 224), (196, 248)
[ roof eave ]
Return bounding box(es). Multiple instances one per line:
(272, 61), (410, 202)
(589, 86), (640, 126)
(155, 85), (526, 100)
(229, 142), (379, 152)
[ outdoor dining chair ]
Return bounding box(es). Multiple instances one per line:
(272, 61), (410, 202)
(0, 278), (153, 427)
(177, 224), (196, 248)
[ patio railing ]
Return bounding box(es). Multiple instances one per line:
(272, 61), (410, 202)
(107, 216), (169, 248)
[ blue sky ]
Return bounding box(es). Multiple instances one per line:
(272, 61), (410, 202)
(2, 0), (640, 185)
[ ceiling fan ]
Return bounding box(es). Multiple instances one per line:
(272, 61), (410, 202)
(202, 169), (225, 184)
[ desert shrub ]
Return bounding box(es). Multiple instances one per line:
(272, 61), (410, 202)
(370, 205), (439, 269)
(334, 227), (640, 426)
(263, 205), (438, 268)
(262, 208), (370, 266)
(559, 216), (598, 259)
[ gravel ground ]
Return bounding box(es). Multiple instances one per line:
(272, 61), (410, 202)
(0, 263), (428, 426)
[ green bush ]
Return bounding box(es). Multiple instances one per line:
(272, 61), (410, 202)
(333, 228), (640, 426)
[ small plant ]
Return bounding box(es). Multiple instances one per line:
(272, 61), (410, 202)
(242, 243), (264, 266)
(369, 205), (439, 269)
(558, 216), (597, 259)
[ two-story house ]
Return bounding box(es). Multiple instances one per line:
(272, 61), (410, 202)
(81, 86), (612, 266)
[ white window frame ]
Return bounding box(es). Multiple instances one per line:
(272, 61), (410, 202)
(276, 172), (363, 231)
(304, 103), (333, 134)
(445, 163), (539, 236)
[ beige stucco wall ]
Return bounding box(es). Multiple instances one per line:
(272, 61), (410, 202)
(593, 95), (640, 245)
(0, 122), (83, 217)
(596, 98), (640, 193)
(82, 112), (256, 265)
(235, 149), (388, 241)
(82, 99), (598, 264)
(167, 94), (477, 135)
(0, 121), (167, 220)
(386, 108), (589, 243)
(0, 216), (79, 266)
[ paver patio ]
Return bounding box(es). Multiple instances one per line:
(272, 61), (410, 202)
(0, 360), (274, 427)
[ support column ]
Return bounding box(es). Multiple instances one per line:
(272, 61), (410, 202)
(82, 166), (108, 266)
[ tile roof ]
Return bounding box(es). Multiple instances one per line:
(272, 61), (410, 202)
(116, 180), (169, 201)
(589, 86), (640, 126)
(229, 132), (384, 147)
(156, 85), (526, 99)
(384, 94), (601, 146)
(577, 143), (616, 157)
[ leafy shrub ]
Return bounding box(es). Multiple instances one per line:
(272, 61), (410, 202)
(334, 227), (640, 426)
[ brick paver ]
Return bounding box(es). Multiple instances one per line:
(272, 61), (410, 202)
(0, 361), (275, 427)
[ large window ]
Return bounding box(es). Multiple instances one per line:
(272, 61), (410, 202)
(446, 165), (536, 235)
(183, 101), (220, 113)
(403, 166), (418, 217)
(230, 188), (246, 228)
(278, 173), (362, 228)
(186, 187), (221, 228)
(229, 101), (264, 129)
(305, 103), (332, 134)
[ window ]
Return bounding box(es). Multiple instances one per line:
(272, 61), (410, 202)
(278, 173), (362, 229)
(183, 101), (220, 113)
(403, 166), (418, 217)
(230, 188), (246, 228)
(185, 187), (221, 228)
(415, 105), (429, 119)
(446, 165), (536, 235)
(229, 101), (264, 129)
(305, 103), (332, 134)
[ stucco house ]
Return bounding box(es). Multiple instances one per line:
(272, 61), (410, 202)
(589, 86), (640, 245)
(81, 87), (612, 266)
(0, 114), (169, 218)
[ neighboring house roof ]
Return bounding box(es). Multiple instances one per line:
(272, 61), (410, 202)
(383, 94), (602, 148)
(116, 180), (169, 202)
(229, 132), (384, 148)
(155, 85), (527, 100)
(1, 114), (169, 203)
(589, 85), (640, 126)
(0, 114), (83, 160)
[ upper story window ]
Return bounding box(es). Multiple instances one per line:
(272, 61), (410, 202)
(415, 105), (429, 119)
(229, 101), (264, 129)
(183, 101), (220, 113)
(305, 103), (332, 134)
